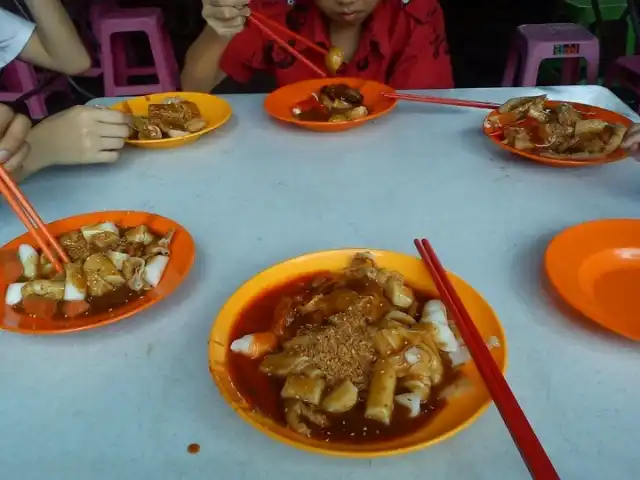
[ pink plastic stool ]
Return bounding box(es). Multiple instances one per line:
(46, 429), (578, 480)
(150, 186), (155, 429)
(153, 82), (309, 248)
(605, 55), (640, 113)
(502, 23), (600, 87)
(92, 6), (178, 97)
(0, 60), (69, 119)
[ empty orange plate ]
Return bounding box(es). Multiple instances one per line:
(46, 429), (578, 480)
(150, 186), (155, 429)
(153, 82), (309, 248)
(263, 78), (397, 132)
(483, 101), (632, 167)
(545, 219), (640, 340)
(0, 211), (195, 335)
(111, 91), (232, 149)
(209, 249), (507, 457)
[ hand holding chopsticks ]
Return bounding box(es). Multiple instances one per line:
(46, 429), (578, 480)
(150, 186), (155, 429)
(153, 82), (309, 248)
(201, 0), (251, 38)
(0, 165), (69, 273)
(414, 238), (559, 480)
(0, 104), (32, 178)
(248, 14), (327, 78)
(201, 0), (332, 77)
(0, 105), (69, 273)
(249, 12), (344, 76)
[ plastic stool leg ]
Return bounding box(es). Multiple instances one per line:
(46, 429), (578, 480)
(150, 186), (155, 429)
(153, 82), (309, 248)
(100, 32), (117, 97)
(147, 28), (177, 91)
(24, 95), (48, 120)
(561, 58), (580, 85)
(501, 43), (519, 87)
(112, 33), (129, 86)
(519, 54), (541, 87)
(585, 58), (599, 84)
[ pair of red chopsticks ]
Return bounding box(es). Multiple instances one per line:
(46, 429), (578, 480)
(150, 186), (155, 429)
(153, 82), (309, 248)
(248, 15), (503, 111)
(383, 92), (499, 110)
(0, 165), (69, 273)
(248, 12), (329, 77)
(414, 238), (559, 479)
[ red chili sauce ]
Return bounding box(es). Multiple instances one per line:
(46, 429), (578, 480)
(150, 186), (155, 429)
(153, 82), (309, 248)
(227, 272), (456, 444)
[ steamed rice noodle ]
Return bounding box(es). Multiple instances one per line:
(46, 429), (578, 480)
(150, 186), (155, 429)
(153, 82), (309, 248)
(129, 97), (207, 140)
(228, 252), (502, 442)
(485, 95), (628, 160)
(3, 223), (174, 320)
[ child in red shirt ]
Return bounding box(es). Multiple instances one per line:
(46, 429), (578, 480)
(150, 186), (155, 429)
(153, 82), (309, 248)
(182, 0), (453, 92)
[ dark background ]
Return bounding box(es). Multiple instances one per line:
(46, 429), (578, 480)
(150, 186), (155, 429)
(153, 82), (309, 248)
(3, 0), (623, 112)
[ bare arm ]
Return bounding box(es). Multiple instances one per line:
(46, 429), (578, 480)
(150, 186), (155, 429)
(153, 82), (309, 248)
(19, 0), (91, 75)
(181, 26), (230, 92)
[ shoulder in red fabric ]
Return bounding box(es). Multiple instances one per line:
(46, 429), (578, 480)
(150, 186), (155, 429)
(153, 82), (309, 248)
(399, 0), (443, 24)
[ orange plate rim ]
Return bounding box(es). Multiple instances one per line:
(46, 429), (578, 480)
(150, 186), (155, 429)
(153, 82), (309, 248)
(208, 248), (509, 458)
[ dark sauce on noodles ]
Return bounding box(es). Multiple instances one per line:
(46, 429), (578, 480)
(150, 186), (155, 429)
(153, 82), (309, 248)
(228, 272), (456, 444)
(84, 286), (145, 316)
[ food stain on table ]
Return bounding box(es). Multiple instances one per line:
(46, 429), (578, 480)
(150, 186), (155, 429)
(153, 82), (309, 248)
(187, 443), (200, 454)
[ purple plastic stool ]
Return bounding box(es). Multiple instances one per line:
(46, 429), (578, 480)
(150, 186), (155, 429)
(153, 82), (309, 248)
(92, 5), (179, 97)
(0, 60), (69, 119)
(502, 23), (600, 87)
(605, 56), (640, 113)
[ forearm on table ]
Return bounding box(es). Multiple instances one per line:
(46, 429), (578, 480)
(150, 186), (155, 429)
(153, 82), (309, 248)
(21, 0), (91, 75)
(181, 26), (230, 92)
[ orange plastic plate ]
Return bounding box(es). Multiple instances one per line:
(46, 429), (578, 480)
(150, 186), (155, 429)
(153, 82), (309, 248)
(545, 219), (640, 340)
(263, 78), (397, 132)
(112, 92), (232, 149)
(0, 211), (195, 334)
(209, 249), (508, 457)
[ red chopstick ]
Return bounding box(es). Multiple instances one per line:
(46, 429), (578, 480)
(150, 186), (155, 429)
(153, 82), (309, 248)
(382, 92), (499, 110)
(248, 15), (326, 78)
(414, 238), (559, 480)
(0, 165), (69, 273)
(252, 12), (328, 56)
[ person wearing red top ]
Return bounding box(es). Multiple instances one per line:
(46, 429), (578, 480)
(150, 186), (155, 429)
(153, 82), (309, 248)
(182, 0), (453, 92)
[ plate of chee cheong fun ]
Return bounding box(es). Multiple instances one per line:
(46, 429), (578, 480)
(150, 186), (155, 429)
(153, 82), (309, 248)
(0, 211), (195, 334)
(484, 95), (632, 167)
(209, 249), (507, 457)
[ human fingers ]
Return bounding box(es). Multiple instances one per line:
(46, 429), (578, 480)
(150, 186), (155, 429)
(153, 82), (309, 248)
(93, 150), (120, 164)
(0, 113), (32, 158)
(205, 0), (249, 8)
(91, 107), (131, 125)
(0, 103), (15, 137)
(1, 143), (31, 181)
(621, 124), (640, 149)
(99, 137), (126, 151)
(97, 122), (131, 139)
(205, 5), (248, 20)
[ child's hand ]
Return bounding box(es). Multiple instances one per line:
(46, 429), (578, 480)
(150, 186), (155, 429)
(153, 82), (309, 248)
(0, 104), (32, 177)
(25, 106), (131, 173)
(621, 123), (640, 159)
(202, 0), (250, 38)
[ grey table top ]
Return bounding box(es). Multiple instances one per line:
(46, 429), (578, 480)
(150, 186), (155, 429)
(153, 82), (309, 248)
(1, 86), (639, 480)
